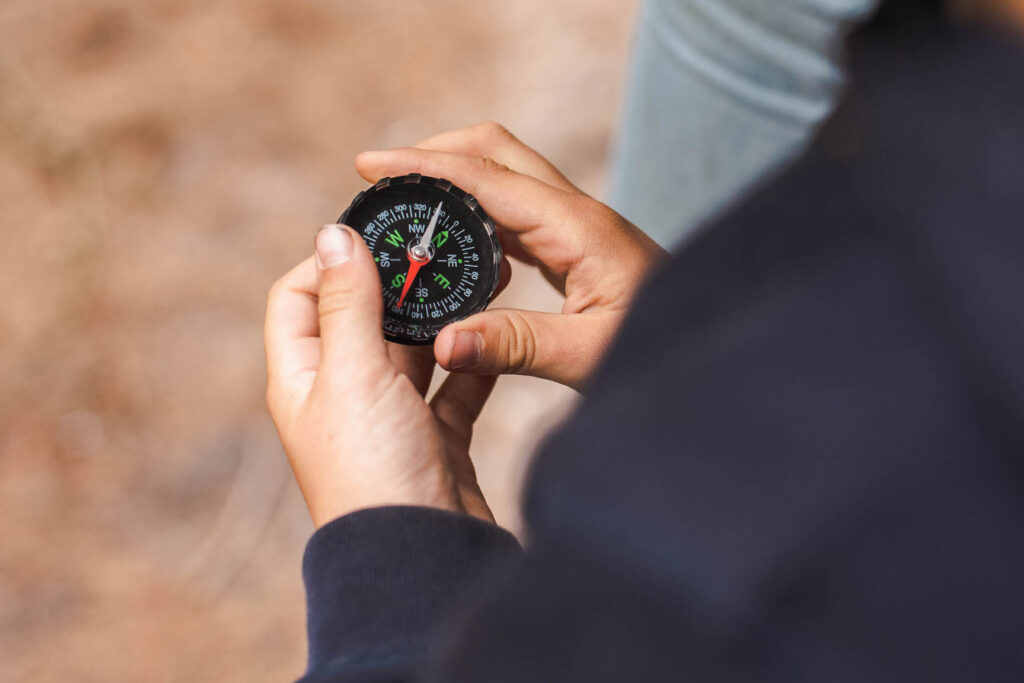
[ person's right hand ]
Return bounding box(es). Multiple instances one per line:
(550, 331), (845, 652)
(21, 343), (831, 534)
(356, 122), (668, 391)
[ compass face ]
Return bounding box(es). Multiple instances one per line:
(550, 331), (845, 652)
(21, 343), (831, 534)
(339, 174), (502, 345)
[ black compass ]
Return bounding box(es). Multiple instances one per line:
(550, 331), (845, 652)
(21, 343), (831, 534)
(338, 174), (502, 345)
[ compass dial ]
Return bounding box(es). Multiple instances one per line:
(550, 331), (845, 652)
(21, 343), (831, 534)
(338, 174), (502, 345)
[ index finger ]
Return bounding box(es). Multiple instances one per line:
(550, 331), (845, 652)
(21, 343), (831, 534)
(415, 122), (580, 194)
(355, 147), (585, 272)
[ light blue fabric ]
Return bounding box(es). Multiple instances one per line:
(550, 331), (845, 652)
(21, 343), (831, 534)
(610, 0), (880, 249)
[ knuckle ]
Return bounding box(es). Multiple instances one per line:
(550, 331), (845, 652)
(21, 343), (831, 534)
(479, 155), (510, 175)
(577, 194), (609, 220)
(435, 392), (473, 425)
(317, 285), (359, 318)
(591, 199), (630, 235)
(475, 120), (511, 141)
(572, 196), (618, 241)
(502, 311), (537, 374)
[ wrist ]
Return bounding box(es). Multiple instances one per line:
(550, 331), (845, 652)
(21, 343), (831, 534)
(302, 470), (464, 529)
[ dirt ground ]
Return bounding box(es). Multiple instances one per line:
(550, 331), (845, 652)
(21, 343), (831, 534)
(0, 1), (639, 681)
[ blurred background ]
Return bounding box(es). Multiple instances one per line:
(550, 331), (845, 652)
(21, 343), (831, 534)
(0, 0), (639, 680)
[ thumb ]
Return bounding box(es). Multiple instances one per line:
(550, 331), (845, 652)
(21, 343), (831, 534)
(315, 224), (388, 380)
(434, 309), (621, 391)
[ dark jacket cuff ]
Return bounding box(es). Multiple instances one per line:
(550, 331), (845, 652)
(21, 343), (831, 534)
(301, 506), (522, 679)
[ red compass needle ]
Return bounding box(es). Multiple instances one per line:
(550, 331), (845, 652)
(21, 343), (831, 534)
(395, 258), (422, 309)
(396, 201), (443, 310)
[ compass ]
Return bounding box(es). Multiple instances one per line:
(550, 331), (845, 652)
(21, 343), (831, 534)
(338, 174), (502, 345)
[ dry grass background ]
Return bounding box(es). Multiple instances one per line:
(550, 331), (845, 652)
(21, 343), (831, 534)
(0, 1), (639, 680)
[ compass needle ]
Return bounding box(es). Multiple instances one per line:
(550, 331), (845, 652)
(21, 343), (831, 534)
(419, 201), (444, 253)
(395, 259), (422, 309)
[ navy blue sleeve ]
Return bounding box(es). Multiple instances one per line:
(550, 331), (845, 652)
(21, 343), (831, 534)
(298, 506), (522, 683)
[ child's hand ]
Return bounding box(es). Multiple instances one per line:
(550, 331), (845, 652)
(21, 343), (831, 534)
(357, 122), (667, 391)
(265, 226), (495, 527)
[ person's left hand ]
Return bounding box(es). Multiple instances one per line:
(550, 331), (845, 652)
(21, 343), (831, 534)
(265, 224), (500, 527)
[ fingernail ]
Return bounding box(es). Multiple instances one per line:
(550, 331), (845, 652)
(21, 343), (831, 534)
(449, 331), (483, 370)
(316, 225), (353, 268)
